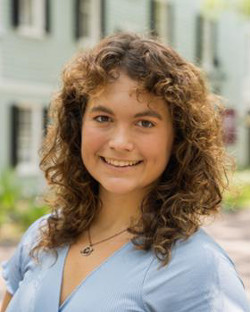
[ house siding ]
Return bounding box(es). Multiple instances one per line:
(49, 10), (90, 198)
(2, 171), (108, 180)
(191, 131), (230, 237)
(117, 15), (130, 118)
(105, 0), (150, 34)
(2, 0), (75, 84)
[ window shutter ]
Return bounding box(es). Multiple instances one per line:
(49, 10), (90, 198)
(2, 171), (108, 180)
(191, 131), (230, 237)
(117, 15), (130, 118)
(167, 3), (175, 46)
(10, 105), (19, 167)
(211, 20), (219, 67)
(195, 14), (204, 64)
(100, 0), (106, 38)
(149, 0), (156, 36)
(75, 0), (81, 39)
(45, 0), (51, 33)
(43, 107), (48, 136)
(12, 0), (19, 27)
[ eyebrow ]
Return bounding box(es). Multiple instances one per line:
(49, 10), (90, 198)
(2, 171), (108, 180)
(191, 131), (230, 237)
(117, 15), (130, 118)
(89, 105), (163, 120)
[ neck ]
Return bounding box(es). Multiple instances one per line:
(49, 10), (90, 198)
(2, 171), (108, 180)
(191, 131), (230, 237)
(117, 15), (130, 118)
(90, 188), (145, 235)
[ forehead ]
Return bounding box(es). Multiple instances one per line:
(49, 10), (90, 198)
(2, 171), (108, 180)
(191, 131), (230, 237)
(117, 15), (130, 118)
(87, 73), (168, 114)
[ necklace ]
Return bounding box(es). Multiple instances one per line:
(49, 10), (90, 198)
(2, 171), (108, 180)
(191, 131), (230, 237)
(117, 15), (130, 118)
(80, 227), (128, 256)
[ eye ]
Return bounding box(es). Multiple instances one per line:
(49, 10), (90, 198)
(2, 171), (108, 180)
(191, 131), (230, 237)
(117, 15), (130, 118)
(137, 120), (155, 128)
(93, 115), (112, 123)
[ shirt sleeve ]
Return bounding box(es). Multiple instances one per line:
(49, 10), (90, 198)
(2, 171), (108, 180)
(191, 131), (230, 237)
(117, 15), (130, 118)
(142, 231), (250, 312)
(1, 215), (49, 295)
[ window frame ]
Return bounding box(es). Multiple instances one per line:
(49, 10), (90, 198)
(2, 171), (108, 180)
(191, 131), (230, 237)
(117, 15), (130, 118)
(13, 0), (50, 38)
(11, 103), (45, 176)
(196, 14), (219, 69)
(75, 0), (101, 46)
(151, 0), (175, 45)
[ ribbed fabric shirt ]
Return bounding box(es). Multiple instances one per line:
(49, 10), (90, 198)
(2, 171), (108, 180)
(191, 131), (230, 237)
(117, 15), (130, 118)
(1, 215), (250, 312)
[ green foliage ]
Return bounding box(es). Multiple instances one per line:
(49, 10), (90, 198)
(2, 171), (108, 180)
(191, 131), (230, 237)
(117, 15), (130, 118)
(223, 169), (250, 211)
(0, 169), (21, 224)
(0, 169), (49, 231)
(13, 197), (49, 231)
(239, 0), (250, 17)
(202, 0), (250, 19)
(201, 0), (228, 20)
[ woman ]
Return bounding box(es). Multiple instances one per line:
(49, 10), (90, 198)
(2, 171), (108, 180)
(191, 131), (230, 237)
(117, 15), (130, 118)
(1, 32), (249, 312)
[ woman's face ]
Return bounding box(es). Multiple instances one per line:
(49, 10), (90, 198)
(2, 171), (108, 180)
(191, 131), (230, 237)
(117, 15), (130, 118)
(81, 73), (174, 196)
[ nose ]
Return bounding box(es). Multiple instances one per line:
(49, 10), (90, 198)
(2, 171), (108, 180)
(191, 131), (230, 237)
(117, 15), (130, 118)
(108, 127), (134, 152)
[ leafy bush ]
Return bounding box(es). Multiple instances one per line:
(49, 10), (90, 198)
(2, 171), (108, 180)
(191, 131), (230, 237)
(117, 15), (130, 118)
(0, 169), (49, 232)
(223, 169), (250, 211)
(0, 169), (22, 225)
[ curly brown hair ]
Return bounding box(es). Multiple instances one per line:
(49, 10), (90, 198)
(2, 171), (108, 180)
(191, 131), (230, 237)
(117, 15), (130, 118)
(33, 32), (232, 266)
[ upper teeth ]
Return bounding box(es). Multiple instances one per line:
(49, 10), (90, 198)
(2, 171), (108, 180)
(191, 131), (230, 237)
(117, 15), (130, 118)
(103, 157), (140, 167)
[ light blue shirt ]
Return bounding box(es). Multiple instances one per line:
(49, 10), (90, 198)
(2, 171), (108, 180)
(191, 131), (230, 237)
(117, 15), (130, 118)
(1, 215), (250, 312)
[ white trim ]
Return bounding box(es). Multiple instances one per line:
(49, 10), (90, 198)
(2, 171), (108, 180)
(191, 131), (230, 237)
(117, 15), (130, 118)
(154, 0), (170, 44)
(201, 18), (214, 72)
(16, 163), (41, 176)
(242, 25), (250, 111)
(0, 78), (53, 97)
(246, 26), (250, 78)
(17, 26), (46, 39)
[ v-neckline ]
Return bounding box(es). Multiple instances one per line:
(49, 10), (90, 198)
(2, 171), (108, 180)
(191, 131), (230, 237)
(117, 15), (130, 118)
(58, 240), (132, 310)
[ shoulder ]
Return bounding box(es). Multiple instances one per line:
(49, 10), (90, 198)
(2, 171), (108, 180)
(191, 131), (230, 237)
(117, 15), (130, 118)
(1, 214), (51, 295)
(16, 214), (51, 264)
(142, 229), (250, 312)
(146, 228), (236, 283)
(20, 214), (50, 250)
(11, 213), (51, 272)
(172, 228), (235, 270)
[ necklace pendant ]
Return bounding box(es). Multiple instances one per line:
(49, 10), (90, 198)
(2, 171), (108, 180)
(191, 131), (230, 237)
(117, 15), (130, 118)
(80, 245), (94, 256)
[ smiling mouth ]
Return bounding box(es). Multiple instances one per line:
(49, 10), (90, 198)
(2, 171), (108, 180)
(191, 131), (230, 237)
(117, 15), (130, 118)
(100, 156), (142, 168)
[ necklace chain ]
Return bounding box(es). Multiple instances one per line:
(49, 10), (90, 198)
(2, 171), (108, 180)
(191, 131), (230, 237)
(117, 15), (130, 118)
(80, 227), (128, 256)
(88, 228), (128, 246)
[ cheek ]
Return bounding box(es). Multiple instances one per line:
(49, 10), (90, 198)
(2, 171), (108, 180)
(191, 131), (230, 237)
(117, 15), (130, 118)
(81, 126), (107, 156)
(144, 131), (173, 165)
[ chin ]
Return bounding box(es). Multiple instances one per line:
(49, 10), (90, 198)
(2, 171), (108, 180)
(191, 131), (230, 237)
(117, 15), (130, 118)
(100, 182), (140, 195)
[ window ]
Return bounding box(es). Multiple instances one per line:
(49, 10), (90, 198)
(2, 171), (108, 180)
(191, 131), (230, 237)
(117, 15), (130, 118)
(75, 0), (101, 45)
(195, 15), (226, 94)
(12, 0), (50, 37)
(10, 104), (47, 175)
(151, 0), (174, 45)
(19, 0), (33, 28)
(195, 14), (218, 68)
(78, 0), (91, 38)
(195, 15), (224, 93)
(18, 107), (33, 164)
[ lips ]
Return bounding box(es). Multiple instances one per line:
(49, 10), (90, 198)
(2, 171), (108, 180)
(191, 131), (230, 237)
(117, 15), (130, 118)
(100, 156), (142, 167)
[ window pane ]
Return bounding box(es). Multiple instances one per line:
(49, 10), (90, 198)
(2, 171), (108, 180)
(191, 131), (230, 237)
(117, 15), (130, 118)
(153, 1), (174, 44)
(154, 1), (161, 37)
(19, 0), (34, 27)
(79, 0), (91, 37)
(17, 108), (32, 163)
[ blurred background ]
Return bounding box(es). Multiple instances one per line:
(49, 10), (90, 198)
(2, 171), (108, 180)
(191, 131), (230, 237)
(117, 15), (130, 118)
(0, 0), (250, 306)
